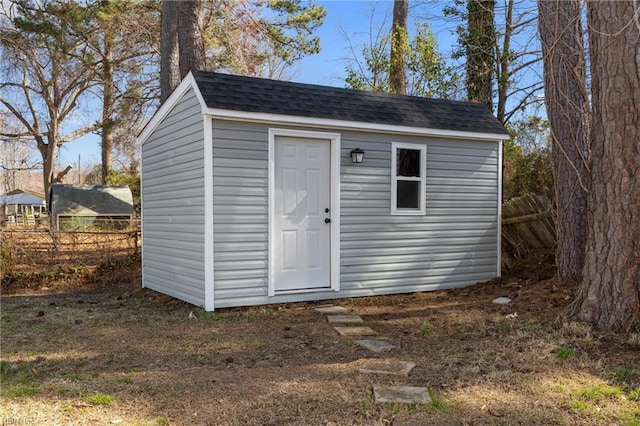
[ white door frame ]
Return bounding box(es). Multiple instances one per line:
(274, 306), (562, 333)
(268, 128), (341, 296)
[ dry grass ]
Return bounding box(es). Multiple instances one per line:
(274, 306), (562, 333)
(2, 228), (138, 267)
(1, 228), (139, 293)
(1, 243), (639, 425)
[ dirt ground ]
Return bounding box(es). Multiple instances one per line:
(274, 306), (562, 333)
(1, 248), (639, 425)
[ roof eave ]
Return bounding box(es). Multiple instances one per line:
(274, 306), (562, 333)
(205, 107), (510, 142)
(137, 72), (208, 145)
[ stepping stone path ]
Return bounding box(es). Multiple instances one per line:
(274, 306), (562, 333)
(334, 326), (376, 336)
(314, 306), (349, 314)
(373, 386), (432, 404)
(354, 339), (396, 353)
(327, 315), (364, 324)
(358, 360), (416, 377)
(313, 305), (430, 405)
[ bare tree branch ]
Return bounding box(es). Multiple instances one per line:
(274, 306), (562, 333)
(58, 123), (100, 144)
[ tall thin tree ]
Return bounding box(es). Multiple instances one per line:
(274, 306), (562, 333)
(389, 0), (408, 95)
(538, 0), (589, 280)
(160, 0), (180, 102)
(466, 0), (495, 109)
(445, 0), (542, 124)
(177, 0), (205, 79)
(160, 0), (325, 100)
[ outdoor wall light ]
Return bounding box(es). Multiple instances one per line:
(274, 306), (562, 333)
(350, 148), (365, 164)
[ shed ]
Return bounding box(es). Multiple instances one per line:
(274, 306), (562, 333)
(49, 184), (134, 231)
(0, 189), (46, 225)
(139, 71), (509, 311)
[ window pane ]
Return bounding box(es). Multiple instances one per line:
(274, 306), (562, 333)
(397, 180), (420, 209)
(397, 149), (421, 177)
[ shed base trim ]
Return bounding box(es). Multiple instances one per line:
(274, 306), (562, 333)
(273, 286), (336, 296)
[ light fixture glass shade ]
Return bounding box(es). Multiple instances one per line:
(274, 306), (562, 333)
(350, 148), (364, 163)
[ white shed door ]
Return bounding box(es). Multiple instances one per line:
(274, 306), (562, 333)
(273, 136), (331, 292)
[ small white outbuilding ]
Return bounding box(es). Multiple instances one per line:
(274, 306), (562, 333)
(139, 71), (509, 311)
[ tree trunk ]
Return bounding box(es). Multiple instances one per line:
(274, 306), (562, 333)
(39, 135), (57, 206)
(160, 0), (180, 102)
(495, 0), (513, 124)
(389, 0), (408, 95)
(573, 0), (640, 331)
(466, 0), (495, 109)
(101, 32), (114, 184)
(537, 0), (589, 280)
(177, 0), (205, 79)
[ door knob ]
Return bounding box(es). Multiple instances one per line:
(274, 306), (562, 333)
(325, 208), (330, 213)
(324, 218), (331, 223)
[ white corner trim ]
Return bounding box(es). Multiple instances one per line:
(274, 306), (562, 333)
(330, 133), (341, 293)
(208, 108), (510, 142)
(267, 130), (276, 297)
(140, 149), (146, 289)
(267, 128), (341, 297)
(203, 115), (215, 310)
(497, 139), (503, 278)
(138, 72), (208, 144)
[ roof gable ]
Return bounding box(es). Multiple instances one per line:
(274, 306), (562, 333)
(0, 191), (46, 207)
(192, 71), (508, 136)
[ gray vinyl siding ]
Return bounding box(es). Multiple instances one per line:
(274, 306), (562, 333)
(339, 132), (498, 295)
(141, 88), (206, 307)
(211, 119), (499, 309)
(212, 120), (269, 305)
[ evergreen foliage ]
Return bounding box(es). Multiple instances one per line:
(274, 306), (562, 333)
(345, 22), (459, 99)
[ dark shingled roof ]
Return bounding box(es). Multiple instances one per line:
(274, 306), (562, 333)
(192, 71), (508, 136)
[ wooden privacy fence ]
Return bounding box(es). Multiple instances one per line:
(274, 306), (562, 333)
(502, 190), (556, 258)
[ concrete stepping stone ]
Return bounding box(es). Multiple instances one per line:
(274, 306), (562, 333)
(327, 315), (363, 324)
(334, 326), (376, 336)
(314, 306), (348, 314)
(359, 360), (416, 377)
(373, 386), (432, 404)
(354, 339), (396, 353)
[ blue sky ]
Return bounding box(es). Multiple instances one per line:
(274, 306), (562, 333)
(58, 1), (460, 167)
(295, 1), (459, 85)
